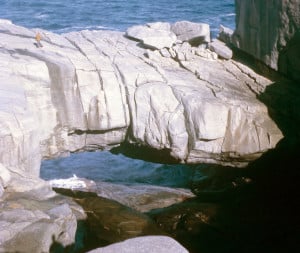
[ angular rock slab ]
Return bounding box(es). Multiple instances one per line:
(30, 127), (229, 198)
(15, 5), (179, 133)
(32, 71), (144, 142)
(49, 176), (195, 212)
(0, 189), (84, 253)
(126, 22), (177, 49)
(171, 21), (210, 45)
(209, 39), (233, 59)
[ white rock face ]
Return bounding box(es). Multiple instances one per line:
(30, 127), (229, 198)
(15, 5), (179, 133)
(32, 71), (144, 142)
(87, 236), (189, 253)
(0, 21), (283, 189)
(0, 164), (11, 197)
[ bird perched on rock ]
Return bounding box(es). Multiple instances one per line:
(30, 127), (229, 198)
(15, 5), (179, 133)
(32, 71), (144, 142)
(35, 32), (43, 48)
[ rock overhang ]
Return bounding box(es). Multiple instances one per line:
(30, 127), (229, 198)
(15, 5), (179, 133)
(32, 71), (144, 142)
(0, 20), (284, 196)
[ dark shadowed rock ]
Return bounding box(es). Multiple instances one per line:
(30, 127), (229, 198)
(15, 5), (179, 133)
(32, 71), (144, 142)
(218, 25), (233, 44)
(54, 188), (166, 249)
(233, 0), (300, 80)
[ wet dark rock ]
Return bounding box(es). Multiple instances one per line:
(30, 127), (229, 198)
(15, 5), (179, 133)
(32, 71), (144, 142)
(147, 199), (230, 253)
(191, 165), (252, 201)
(147, 141), (300, 253)
(54, 188), (166, 251)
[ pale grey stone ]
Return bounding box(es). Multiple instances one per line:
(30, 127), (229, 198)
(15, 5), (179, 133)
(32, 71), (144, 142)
(94, 181), (195, 212)
(171, 21), (210, 45)
(0, 164), (11, 189)
(233, 0), (300, 80)
(126, 24), (177, 49)
(159, 48), (172, 58)
(87, 236), (189, 253)
(209, 39), (233, 59)
(195, 47), (218, 60)
(0, 21), (283, 184)
(172, 42), (194, 61)
(0, 191), (82, 253)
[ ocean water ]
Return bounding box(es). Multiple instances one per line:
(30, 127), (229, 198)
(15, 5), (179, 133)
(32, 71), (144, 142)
(0, 0), (235, 37)
(41, 151), (204, 188)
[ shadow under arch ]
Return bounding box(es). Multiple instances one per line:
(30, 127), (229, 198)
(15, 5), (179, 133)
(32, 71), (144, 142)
(278, 31), (300, 82)
(226, 48), (300, 252)
(165, 49), (300, 253)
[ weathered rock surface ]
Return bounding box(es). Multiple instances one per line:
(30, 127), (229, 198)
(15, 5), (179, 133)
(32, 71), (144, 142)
(94, 182), (195, 212)
(126, 22), (177, 49)
(171, 20), (210, 45)
(0, 20), (283, 189)
(54, 189), (166, 248)
(0, 19), (285, 251)
(0, 186), (85, 253)
(233, 0), (300, 80)
(209, 39), (233, 59)
(87, 236), (189, 253)
(49, 175), (195, 212)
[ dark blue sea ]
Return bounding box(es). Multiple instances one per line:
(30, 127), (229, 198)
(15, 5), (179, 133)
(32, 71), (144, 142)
(1, 0), (235, 37)
(1, 0), (235, 186)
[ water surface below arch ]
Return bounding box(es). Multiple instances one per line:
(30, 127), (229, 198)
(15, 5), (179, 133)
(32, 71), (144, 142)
(40, 150), (207, 188)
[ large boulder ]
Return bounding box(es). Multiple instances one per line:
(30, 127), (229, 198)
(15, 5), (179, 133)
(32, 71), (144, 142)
(0, 188), (84, 253)
(209, 39), (233, 59)
(0, 20), (283, 188)
(171, 21), (210, 45)
(126, 22), (177, 49)
(53, 189), (165, 246)
(233, 0), (300, 80)
(87, 236), (189, 253)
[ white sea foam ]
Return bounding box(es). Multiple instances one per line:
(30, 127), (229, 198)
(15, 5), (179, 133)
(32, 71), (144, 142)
(34, 13), (49, 20)
(221, 13), (236, 17)
(49, 174), (95, 189)
(57, 25), (115, 34)
(0, 19), (12, 24)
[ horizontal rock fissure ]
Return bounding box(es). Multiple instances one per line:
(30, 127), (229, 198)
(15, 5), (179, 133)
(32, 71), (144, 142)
(68, 127), (128, 136)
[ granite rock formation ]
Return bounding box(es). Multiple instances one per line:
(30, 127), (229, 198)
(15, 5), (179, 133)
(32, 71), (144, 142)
(0, 19), (285, 252)
(0, 20), (283, 191)
(233, 0), (300, 80)
(0, 185), (85, 253)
